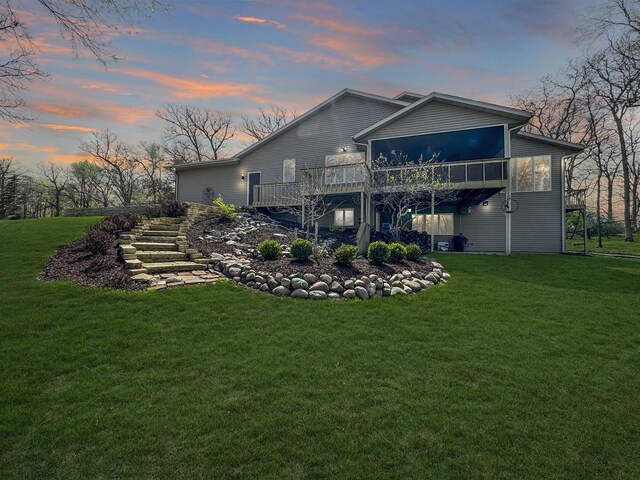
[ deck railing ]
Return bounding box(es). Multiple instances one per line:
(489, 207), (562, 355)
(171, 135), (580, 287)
(565, 189), (587, 210)
(251, 158), (509, 207)
(371, 158), (509, 191)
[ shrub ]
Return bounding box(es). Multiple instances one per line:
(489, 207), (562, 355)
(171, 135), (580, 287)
(367, 241), (389, 265)
(290, 238), (313, 261)
(258, 239), (282, 260)
(329, 224), (345, 234)
(405, 243), (422, 261)
(213, 196), (236, 221)
(159, 199), (186, 218)
(84, 229), (114, 255)
(388, 242), (407, 263)
(90, 213), (139, 235)
(333, 244), (358, 266)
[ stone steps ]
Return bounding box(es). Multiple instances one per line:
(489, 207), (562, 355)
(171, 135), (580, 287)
(136, 251), (187, 261)
(141, 230), (180, 237)
(142, 261), (207, 274)
(133, 242), (179, 251)
(137, 235), (181, 243)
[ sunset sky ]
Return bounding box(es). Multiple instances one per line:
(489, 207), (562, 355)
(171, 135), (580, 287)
(1, 0), (598, 170)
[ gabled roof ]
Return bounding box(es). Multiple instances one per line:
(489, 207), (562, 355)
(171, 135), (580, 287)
(516, 131), (584, 152)
(173, 158), (240, 172)
(234, 89), (408, 159)
(353, 92), (533, 142)
(393, 91), (424, 102)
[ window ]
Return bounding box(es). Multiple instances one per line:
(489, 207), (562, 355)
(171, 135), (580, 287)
(325, 152), (365, 185)
(334, 208), (355, 227)
(371, 125), (505, 165)
(412, 213), (454, 235)
(283, 159), (295, 183)
(511, 155), (551, 192)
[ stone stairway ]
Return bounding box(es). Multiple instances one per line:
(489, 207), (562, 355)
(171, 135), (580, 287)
(119, 216), (209, 276)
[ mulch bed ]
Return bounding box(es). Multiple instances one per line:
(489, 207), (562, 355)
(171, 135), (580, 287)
(187, 216), (295, 257)
(250, 256), (436, 280)
(41, 239), (143, 291)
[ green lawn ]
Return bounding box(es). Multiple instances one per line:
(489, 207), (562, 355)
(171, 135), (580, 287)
(567, 233), (640, 256)
(1, 217), (640, 479)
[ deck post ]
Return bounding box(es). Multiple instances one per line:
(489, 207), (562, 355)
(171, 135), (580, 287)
(505, 164), (512, 256)
(430, 189), (435, 253)
(583, 207), (588, 256)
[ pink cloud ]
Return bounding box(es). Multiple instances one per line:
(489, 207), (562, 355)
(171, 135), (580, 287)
(235, 15), (287, 29)
(115, 66), (266, 101)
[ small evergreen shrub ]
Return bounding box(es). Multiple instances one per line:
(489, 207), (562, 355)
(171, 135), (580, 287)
(213, 196), (236, 221)
(329, 224), (345, 234)
(84, 229), (114, 255)
(333, 244), (358, 266)
(405, 243), (422, 261)
(367, 241), (389, 265)
(290, 238), (313, 261)
(388, 242), (407, 262)
(91, 213), (139, 236)
(258, 239), (282, 260)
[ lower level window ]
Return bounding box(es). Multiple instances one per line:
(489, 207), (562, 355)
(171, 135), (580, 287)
(334, 208), (355, 227)
(412, 213), (453, 235)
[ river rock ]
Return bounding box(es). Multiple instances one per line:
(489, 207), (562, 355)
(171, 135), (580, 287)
(291, 288), (309, 299)
(309, 281), (330, 293)
(309, 290), (327, 300)
(291, 278), (309, 289)
(272, 286), (291, 296)
(355, 286), (369, 300)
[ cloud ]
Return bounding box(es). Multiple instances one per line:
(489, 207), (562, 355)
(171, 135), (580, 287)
(39, 124), (97, 134)
(0, 143), (58, 153)
(260, 43), (352, 70)
(115, 66), (266, 101)
(235, 15), (287, 29)
(45, 152), (90, 165)
(192, 39), (272, 63)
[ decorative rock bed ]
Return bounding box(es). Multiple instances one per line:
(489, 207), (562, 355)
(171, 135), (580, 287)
(208, 252), (450, 300)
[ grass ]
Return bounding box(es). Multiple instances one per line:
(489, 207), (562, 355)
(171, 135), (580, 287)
(1, 217), (640, 479)
(567, 233), (640, 256)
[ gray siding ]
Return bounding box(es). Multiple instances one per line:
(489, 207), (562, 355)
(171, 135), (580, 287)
(177, 94), (402, 206)
(510, 135), (565, 253)
(454, 193), (506, 252)
(367, 100), (513, 140)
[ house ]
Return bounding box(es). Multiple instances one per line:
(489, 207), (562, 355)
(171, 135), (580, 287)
(174, 88), (585, 254)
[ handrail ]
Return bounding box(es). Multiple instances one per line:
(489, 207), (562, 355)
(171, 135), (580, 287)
(565, 189), (587, 208)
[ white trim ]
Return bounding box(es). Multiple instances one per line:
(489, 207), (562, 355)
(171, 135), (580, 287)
(246, 171), (261, 206)
(235, 89), (408, 159)
(393, 91), (424, 101)
(561, 156), (568, 253)
(353, 91), (532, 142)
(282, 159), (295, 183)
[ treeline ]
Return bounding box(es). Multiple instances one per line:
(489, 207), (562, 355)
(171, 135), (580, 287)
(511, 0), (640, 241)
(0, 104), (297, 218)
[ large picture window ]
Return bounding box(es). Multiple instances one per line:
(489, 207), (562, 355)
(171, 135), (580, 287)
(283, 159), (295, 183)
(334, 208), (355, 227)
(511, 155), (551, 192)
(412, 213), (454, 235)
(325, 152), (365, 185)
(371, 125), (505, 165)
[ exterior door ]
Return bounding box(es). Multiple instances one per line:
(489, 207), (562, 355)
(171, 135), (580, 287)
(247, 171), (261, 206)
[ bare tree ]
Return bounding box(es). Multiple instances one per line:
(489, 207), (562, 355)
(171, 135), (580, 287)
(583, 38), (640, 241)
(37, 162), (68, 216)
(80, 130), (141, 205)
(157, 104), (236, 164)
(626, 116), (640, 229)
(240, 105), (298, 143)
(0, 0), (165, 122)
(0, 157), (21, 216)
(67, 160), (102, 208)
(370, 151), (459, 242)
(134, 142), (172, 202)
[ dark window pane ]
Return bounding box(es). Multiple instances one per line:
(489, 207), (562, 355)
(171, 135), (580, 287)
(485, 162), (502, 180)
(372, 125), (505, 165)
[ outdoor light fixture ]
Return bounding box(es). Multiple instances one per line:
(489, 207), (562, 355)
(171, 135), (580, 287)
(241, 174), (245, 181)
(341, 147), (347, 152)
(482, 201), (489, 206)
